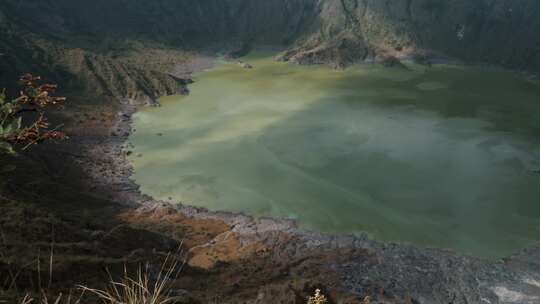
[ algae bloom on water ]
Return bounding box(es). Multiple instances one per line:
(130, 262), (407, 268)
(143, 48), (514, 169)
(129, 54), (540, 259)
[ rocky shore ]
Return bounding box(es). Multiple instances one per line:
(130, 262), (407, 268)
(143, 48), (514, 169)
(1, 1), (540, 302)
(62, 55), (540, 304)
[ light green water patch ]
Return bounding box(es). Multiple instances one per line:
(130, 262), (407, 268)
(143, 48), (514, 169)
(129, 55), (540, 258)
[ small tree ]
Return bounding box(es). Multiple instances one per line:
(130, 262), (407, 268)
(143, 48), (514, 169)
(0, 74), (67, 155)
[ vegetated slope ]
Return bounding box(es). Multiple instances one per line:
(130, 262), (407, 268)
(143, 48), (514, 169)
(1, 0), (540, 100)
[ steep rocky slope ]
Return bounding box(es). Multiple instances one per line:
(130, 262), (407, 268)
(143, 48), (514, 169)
(2, 1), (540, 303)
(0, 0), (315, 102)
(0, 3), (193, 104)
(282, 0), (540, 69)
(2, 0), (540, 100)
(0, 38), (191, 106)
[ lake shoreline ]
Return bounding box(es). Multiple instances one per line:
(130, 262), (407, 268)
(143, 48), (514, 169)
(80, 54), (540, 303)
(130, 52), (540, 257)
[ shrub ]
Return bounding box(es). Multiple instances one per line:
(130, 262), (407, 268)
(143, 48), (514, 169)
(0, 74), (67, 155)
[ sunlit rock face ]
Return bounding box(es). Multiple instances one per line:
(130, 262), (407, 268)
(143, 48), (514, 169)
(282, 0), (540, 70)
(2, 0), (540, 80)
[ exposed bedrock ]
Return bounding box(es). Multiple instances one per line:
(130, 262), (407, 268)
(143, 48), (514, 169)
(280, 0), (540, 69)
(1, 1), (540, 303)
(1, 0), (540, 101)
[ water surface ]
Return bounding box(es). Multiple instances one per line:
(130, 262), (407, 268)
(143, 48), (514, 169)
(129, 54), (540, 258)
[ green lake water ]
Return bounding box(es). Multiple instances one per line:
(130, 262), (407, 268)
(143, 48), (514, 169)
(128, 53), (540, 258)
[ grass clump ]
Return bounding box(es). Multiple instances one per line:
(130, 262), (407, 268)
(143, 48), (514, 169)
(1, 241), (184, 304)
(17, 291), (82, 304)
(78, 253), (183, 304)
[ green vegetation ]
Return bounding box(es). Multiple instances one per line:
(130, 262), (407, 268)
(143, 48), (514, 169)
(0, 74), (66, 155)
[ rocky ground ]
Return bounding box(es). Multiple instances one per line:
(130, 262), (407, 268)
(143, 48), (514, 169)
(1, 0), (540, 300)
(79, 102), (540, 303)
(3, 54), (536, 304)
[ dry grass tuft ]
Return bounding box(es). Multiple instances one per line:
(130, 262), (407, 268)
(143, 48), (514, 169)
(79, 253), (183, 304)
(1, 233), (184, 304)
(18, 290), (83, 304)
